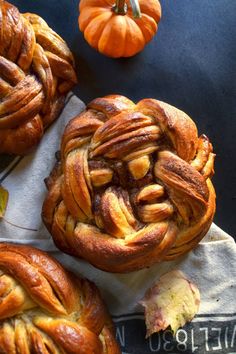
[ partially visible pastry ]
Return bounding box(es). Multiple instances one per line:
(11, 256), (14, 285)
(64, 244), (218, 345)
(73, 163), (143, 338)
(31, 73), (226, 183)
(42, 94), (216, 273)
(0, 1), (77, 155)
(0, 243), (120, 353)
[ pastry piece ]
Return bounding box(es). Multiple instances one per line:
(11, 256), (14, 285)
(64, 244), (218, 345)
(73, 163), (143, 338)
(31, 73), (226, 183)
(42, 95), (216, 273)
(0, 1), (77, 155)
(0, 243), (120, 353)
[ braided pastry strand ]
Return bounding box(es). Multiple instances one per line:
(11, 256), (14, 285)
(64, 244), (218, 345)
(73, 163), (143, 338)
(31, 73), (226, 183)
(42, 95), (216, 273)
(0, 0), (77, 155)
(0, 243), (120, 353)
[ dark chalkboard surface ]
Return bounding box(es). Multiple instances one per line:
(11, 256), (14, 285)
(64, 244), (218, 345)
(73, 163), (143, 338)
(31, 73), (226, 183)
(2, 0), (236, 238)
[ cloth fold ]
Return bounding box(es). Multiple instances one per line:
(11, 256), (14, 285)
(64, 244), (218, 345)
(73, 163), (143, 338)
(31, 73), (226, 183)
(0, 95), (235, 354)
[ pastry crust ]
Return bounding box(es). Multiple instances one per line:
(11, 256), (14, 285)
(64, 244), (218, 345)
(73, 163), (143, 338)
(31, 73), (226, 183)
(0, 1), (77, 155)
(42, 95), (216, 272)
(0, 243), (120, 353)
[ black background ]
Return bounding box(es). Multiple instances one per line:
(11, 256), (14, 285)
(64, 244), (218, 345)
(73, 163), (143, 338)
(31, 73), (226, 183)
(7, 0), (236, 238)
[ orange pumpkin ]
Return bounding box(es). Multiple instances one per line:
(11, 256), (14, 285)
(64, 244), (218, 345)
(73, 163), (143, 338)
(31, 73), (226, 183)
(78, 0), (162, 58)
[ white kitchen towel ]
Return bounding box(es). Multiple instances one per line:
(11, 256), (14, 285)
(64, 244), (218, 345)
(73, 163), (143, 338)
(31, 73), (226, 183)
(0, 94), (235, 354)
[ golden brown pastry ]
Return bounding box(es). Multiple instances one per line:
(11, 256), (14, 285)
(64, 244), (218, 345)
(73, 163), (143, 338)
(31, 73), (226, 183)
(42, 95), (216, 273)
(0, 0), (77, 155)
(0, 243), (120, 353)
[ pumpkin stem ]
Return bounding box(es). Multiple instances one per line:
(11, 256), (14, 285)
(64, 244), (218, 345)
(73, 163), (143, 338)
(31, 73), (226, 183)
(130, 0), (141, 19)
(113, 0), (127, 15)
(113, 0), (141, 19)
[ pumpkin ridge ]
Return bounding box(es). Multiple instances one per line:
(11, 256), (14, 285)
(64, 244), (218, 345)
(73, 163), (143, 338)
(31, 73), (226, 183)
(84, 12), (113, 50)
(121, 16), (129, 58)
(98, 15), (127, 58)
(123, 15), (145, 57)
(135, 13), (158, 44)
(78, 7), (109, 32)
(139, 0), (162, 22)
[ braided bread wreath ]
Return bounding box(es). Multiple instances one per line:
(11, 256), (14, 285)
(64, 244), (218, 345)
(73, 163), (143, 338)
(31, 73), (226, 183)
(0, 0), (77, 155)
(42, 95), (216, 273)
(0, 243), (120, 353)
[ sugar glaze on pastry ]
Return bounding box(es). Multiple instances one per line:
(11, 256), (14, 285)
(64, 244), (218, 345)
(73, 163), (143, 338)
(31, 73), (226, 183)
(0, 243), (120, 353)
(42, 95), (216, 273)
(0, 1), (77, 155)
